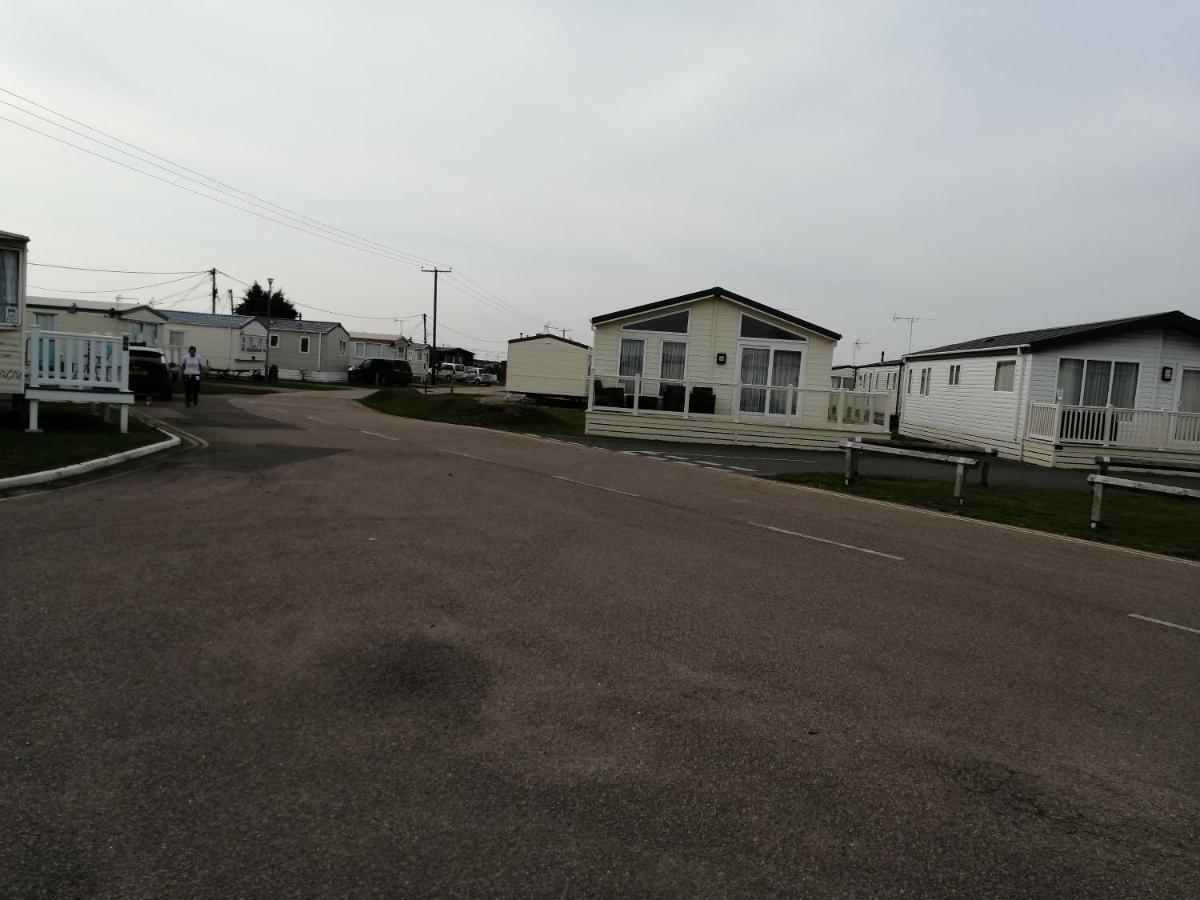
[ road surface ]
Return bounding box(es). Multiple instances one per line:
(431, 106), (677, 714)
(2, 391), (1196, 898)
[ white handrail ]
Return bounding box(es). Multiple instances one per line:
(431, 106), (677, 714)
(26, 328), (130, 392)
(1027, 401), (1200, 451)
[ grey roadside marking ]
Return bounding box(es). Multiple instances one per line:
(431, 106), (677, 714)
(1127, 614), (1200, 636)
(361, 430), (400, 441)
(550, 475), (641, 498)
(749, 522), (905, 561)
(306, 415), (334, 425)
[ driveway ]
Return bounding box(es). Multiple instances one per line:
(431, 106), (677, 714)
(1, 391), (1196, 897)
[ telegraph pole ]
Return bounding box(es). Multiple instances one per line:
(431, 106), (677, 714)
(264, 277), (275, 380)
(421, 267), (450, 391)
(227, 289), (233, 314)
(210, 268), (218, 314)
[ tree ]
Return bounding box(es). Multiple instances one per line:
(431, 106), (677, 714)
(234, 281), (298, 319)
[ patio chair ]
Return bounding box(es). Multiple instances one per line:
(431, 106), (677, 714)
(689, 386), (716, 414)
(660, 383), (685, 412)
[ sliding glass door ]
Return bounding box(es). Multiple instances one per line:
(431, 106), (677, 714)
(738, 345), (804, 415)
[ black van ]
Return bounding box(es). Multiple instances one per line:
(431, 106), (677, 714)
(347, 358), (413, 387)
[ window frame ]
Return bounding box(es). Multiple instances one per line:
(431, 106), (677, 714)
(948, 364), (961, 386)
(620, 309), (690, 334)
(1055, 356), (1140, 407)
(299, 336), (311, 354)
(659, 339), (688, 381)
(738, 313), (807, 342)
(269, 334), (280, 348)
(919, 367), (931, 396)
(993, 359), (1016, 392)
(907, 369), (913, 394)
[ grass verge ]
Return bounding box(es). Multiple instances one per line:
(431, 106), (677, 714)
(773, 472), (1200, 561)
(1, 404), (165, 479)
(361, 388), (585, 435)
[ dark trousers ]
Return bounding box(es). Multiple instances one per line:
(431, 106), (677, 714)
(184, 374), (200, 405)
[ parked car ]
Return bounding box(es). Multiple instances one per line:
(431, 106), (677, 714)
(128, 345), (173, 401)
(470, 369), (498, 385)
(436, 362), (467, 382)
(347, 358), (412, 387)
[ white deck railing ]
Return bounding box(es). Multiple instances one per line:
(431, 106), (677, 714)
(1027, 401), (1200, 452)
(26, 328), (130, 392)
(588, 372), (892, 431)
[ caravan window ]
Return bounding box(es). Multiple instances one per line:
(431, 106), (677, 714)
(0, 249), (18, 327)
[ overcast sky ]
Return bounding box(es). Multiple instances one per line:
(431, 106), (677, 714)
(3, 1), (1197, 362)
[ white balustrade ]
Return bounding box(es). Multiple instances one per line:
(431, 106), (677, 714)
(1027, 401), (1200, 452)
(26, 328), (130, 392)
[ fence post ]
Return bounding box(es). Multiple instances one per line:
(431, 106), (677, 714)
(979, 447), (993, 488)
(953, 463), (966, 506)
(1102, 404), (1113, 447)
(836, 390), (847, 427)
(1090, 481), (1104, 529)
(26, 398), (40, 433)
(586, 374), (595, 411)
(1053, 400), (1064, 442)
(843, 442), (855, 485)
(683, 380), (691, 419)
(633, 375), (641, 415)
(732, 383), (741, 423)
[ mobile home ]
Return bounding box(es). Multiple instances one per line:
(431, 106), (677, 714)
(506, 333), (591, 400)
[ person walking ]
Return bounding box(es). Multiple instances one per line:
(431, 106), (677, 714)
(181, 345), (204, 407)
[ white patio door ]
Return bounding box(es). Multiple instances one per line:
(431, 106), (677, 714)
(738, 345), (804, 415)
(1179, 368), (1200, 414)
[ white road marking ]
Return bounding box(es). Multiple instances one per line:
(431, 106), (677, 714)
(777, 480), (1200, 569)
(726, 465), (757, 472)
(306, 415), (333, 425)
(1128, 614), (1200, 636)
(551, 475), (640, 498)
(440, 448), (492, 462)
(361, 430), (399, 441)
(748, 522), (905, 561)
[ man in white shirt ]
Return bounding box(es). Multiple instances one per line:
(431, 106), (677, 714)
(181, 345), (204, 407)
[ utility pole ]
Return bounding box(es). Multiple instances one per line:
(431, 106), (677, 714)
(264, 277), (274, 380)
(210, 268), (218, 314)
(893, 315), (933, 354)
(421, 267), (450, 392)
(227, 289), (233, 314)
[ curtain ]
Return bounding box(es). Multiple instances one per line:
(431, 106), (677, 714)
(619, 339), (644, 394)
(1110, 362), (1138, 408)
(1082, 360), (1112, 406)
(1057, 358), (1084, 404)
(0, 249), (17, 324)
(739, 348), (769, 413)
(1179, 370), (1200, 414)
(660, 341), (686, 380)
(770, 350), (803, 414)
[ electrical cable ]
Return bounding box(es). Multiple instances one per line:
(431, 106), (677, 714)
(27, 273), (202, 294)
(29, 262), (205, 275)
(0, 88), (538, 323)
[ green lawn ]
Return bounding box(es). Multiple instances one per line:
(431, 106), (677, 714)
(773, 472), (1200, 561)
(361, 388), (585, 435)
(1, 404), (165, 479)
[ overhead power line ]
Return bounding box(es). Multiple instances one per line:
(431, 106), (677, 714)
(29, 262), (205, 275)
(27, 273), (203, 294)
(0, 87), (539, 324)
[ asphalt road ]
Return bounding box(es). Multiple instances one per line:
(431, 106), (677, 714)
(2, 391), (1197, 898)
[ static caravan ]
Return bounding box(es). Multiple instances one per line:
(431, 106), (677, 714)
(263, 318), (352, 382)
(26, 295), (167, 348)
(900, 311), (1200, 467)
(161, 310), (268, 370)
(506, 333), (591, 400)
(586, 287), (891, 449)
(1, 229), (136, 431)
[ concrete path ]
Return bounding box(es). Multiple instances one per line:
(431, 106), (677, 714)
(2, 391), (1196, 898)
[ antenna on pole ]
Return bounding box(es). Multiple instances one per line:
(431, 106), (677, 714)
(852, 338), (869, 366)
(893, 315), (933, 354)
(542, 322), (571, 338)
